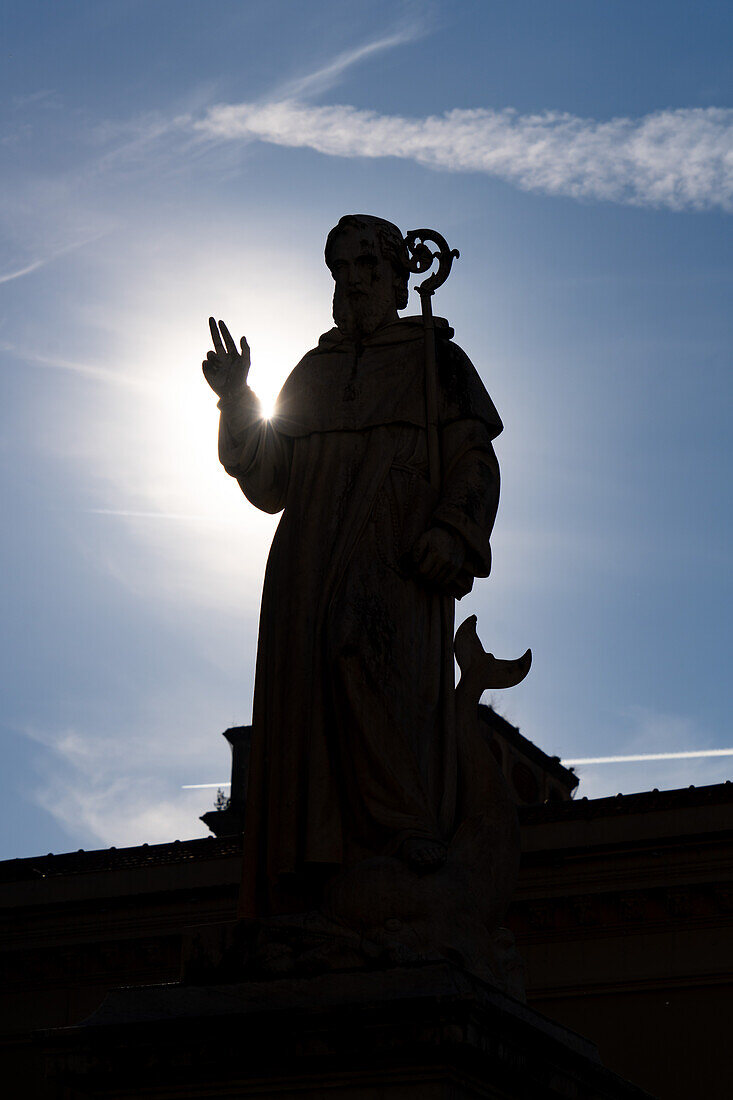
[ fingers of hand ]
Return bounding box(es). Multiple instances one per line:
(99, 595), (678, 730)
(436, 561), (461, 585)
(202, 356), (233, 395)
(209, 316), (225, 357)
(219, 320), (237, 356)
(202, 361), (218, 390)
(433, 559), (460, 584)
(413, 535), (463, 586)
(240, 340), (251, 380)
(240, 336), (251, 372)
(417, 550), (445, 581)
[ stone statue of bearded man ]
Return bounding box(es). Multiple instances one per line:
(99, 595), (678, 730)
(203, 216), (519, 977)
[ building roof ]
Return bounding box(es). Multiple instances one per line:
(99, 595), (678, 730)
(1, 782), (732, 885)
(479, 705), (578, 788)
(519, 779), (733, 825)
(0, 836), (241, 884)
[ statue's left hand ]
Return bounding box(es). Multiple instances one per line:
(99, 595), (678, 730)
(412, 527), (466, 591)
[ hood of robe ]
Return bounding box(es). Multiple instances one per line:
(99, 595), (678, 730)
(271, 316), (503, 440)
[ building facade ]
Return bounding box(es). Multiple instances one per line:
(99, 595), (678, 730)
(1, 721), (731, 1098)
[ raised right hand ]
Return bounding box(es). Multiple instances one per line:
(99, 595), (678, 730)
(202, 317), (251, 399)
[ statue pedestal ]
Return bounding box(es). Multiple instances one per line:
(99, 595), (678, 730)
(43, 962), (653, 1099)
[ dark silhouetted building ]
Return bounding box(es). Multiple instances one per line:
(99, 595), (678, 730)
(2, 716), (731, 1098)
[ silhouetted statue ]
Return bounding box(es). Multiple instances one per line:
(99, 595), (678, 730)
(203, 215), (529, 989)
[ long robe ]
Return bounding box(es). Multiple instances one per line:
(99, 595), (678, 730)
(217, 317), (503, 918)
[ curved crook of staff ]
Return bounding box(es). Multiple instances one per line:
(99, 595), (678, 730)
(403, 229), (460, 493)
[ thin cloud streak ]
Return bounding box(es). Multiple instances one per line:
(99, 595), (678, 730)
(0, 343), (150, 388)
(277, 26), (424, 100)
(0, 257), (49, 284)
(0, 233), (106, 285)
(88, 508), (238, 524)
(564, 747), (733, 765)
(188, 749), (733, 787)
(198, 100), (733, 212)
(182, 782), (229, 789)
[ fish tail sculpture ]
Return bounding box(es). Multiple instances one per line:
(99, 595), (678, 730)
(455, 615), (531, 726)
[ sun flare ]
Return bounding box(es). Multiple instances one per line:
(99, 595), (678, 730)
(72, 243), (327, 609)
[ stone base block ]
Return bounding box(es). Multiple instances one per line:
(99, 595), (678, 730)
(42, 962), (654, 1099)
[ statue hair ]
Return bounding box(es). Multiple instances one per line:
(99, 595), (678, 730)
(325, 214), (410, 311)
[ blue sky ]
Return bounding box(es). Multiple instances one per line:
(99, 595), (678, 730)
(1, 1), (731, 859)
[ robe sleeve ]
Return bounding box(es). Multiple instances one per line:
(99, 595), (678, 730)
(217, 388), (293, 515)
(431, 419), (500, 577)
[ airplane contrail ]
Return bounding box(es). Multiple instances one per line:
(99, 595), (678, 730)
(562, 747), (733, 765)
(182, 747), (733, 788)
(182, 782), (231, 789)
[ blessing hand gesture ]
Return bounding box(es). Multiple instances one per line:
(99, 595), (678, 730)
(202, 317), (251, 399)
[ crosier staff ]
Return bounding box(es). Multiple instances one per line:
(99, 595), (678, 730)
(403, 228), (460, 493)
(404, 228), (532, 692)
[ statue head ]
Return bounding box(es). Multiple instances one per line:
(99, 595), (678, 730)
(325, 214), (410, 339)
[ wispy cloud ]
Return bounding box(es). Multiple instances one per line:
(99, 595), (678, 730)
(197, 101), (733, 213)
(0, 257), (52, 285)
(0, 232), (106, 285)
(87, 508), (236, 524)
(23, 708), (223, 849)
(12, 89), (60, 110)
(35, 766), (210, 850)
(0, 342), (148, 387)
(275, 26), (425, 100)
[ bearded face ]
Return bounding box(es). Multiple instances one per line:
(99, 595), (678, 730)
(328, 227), (400, 340)
(332, 276), (398, 340)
